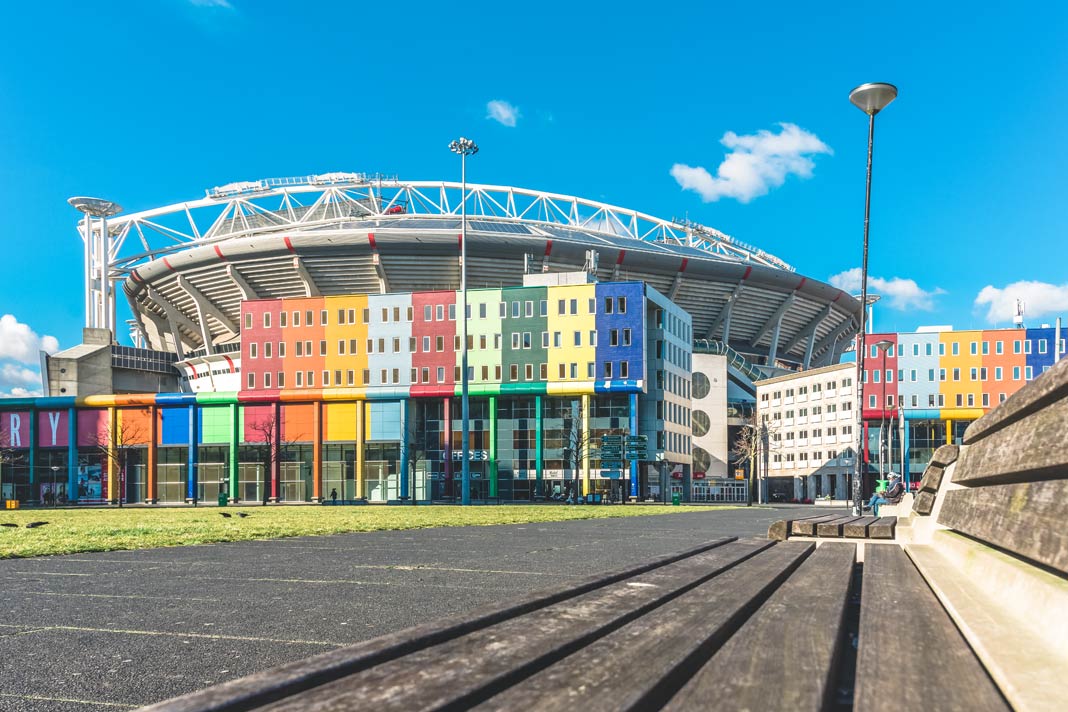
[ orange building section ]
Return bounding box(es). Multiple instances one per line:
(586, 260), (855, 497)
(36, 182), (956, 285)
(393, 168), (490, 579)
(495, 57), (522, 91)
(117, 407), (154, 445)
(980, 329), (1026, 409)
(281, 403), (315, 443)
(277, 297), (326, 390)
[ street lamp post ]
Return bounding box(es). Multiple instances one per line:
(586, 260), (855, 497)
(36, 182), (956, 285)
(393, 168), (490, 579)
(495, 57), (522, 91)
(874, 340), (894, 484)
(50, 465), (60, 508)
(848, 82), (897, 516)
(449, 137), (479, 506)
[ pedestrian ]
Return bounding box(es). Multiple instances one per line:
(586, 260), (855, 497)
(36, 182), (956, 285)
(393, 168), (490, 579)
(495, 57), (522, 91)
(867, 472), (905, 517)
(330, 488), (338, 505)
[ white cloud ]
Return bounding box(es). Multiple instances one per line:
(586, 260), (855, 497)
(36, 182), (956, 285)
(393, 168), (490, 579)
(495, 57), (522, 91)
(974, 280), (1068, 324)
(486, 100), (519, 127)
(0, 314), (59, 364)
(2, 387), (40, 398)
(671, 123), (832, 203)
(829, 268), (944, 311)
(189, 0), (234, 8)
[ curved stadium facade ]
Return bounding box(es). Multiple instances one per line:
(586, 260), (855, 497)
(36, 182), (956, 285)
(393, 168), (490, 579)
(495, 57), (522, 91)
(11, 174), (860, 506)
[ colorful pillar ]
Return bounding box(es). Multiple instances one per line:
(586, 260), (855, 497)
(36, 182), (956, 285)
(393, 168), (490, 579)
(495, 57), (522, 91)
(945, 418), (954, 446)
(312, 401), (322, 502)
(443, 397), (453, 491)
(67, 407), (77, 503)
(107, 407), (118, 504)
(269, 401), (280, 502)
(902, 416), (911, 490)
(228, 403), (239, 502)
(147, 405), (158, 504)
(488, 396), (498, 498)
(535, 395), (543, 495)
(629, 393), (639, 498)
(355, 401), (365, 499)
(27, 408), (36, 503)
(186, 404), (198, 503)
(581, 394), (590, 496)
(399, 399), (409, 500)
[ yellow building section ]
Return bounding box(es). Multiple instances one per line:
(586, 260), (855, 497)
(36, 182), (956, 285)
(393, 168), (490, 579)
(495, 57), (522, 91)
(939, 330), (985, 410)
(546, 283), (597, 383)
(324, 402), (359, 441)
(324, 294), (370, 389)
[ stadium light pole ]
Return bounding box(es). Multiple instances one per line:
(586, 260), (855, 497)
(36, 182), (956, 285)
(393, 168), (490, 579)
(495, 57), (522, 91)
(874, 339), (894, 484)
(849, 82), (897, 516)
(68, 197), (123, 336)
(449, 137), (478, 506)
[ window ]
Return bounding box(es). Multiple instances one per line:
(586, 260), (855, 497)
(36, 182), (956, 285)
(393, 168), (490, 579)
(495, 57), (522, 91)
(887, 395), (894, 407)
(956, 394), (963, 407)
(929, 368), (935, 382)
(952, 342), (959, 356)
(588, 298), (596, 314)
(953, 368), (960, 381)
(280, 311), (288, 328)
(512, 333), (520, 349)
(590, 330), (597, 347)
(913, 343), (919, 356)
(244, 313), (252, 330)
(250, 342), (258, 359)
(436, 336), (444, 352)
(264, 342), (272, 359)
(454, 335), (461, 351)
(872, 370), (880, 383)
(423, 336), (430, 352)
(610, 329), (619, 347)
(980, 367), (987, 381)
(525, 301), (533, 317)
(510, 364), (519, 381)
(1013, 340), (1021, 354)
(320, 340), (327, 356)
(478, 303), (487, 319)
(604, 297), (614, 314)
(970, 342), (977, 355)
(424, 305), (432, 321)
(911, 394), (918, 407)
(392, 337), (401, 354)
(380, 369), (387, 384)
(982, 393), (990, 407)
(1026, 365), (1034, 380)
(512, 302), (520, 318)
(620, 361), (629, 378)
(263, 313), (271, 328)
(569, 299), (578, 315)
(542, 332), (549, 348)
(939, 343), (945, 356)
(447, 304), (456, 321)
(970, 368), (977, 381)
(409, 337), (417, 353)
(338, 340), (346, 355)
(869, 395), (876, 408)
(436, 305), (444, 321)
(1013, 366), (1021, 380)
(982, 341), (989, 355)
(1024, 340), (1032, 354)
(392, 368), (400, 384)
(437, 367), (445, 383)
(523, 332), (532, 349)
(495, 365), (502, 381)
(910, 369), (917, 382)
(570, 363), (578, 379)
(996, 340), (1003, 354)
(1039, 339), (1048, 354)
(553, 332), (562, 348)
(604, 361), (613, 378)
(540, 363), (548, 380)
(574, 331), (582, 347)
(559, 363), (566, 379)
(525, 364), (534, 380)
(247, 372), (255, 389)
(617, 296), (626, 313)
(622, 328), (632, 346)
(420, 367), (429, 383)
(295, 371), (303, 387)
(886, 370), (893, 383)
(480, 335), (488, 350)
(940, 368), (947, 381)
(499, 302), (507, 318)
(362, 308), (370, 323)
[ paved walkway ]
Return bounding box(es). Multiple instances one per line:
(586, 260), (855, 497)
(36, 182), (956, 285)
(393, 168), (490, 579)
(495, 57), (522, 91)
(0, 505), (839, 710)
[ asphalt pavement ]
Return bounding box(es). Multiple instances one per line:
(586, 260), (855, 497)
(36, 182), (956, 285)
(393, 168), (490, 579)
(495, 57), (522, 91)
(0, 504), (840, 711)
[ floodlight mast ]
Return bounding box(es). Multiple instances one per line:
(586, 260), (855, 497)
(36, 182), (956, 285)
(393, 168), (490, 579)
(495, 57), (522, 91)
(68, 196), (123, 337)
(449, 138), (479, 506)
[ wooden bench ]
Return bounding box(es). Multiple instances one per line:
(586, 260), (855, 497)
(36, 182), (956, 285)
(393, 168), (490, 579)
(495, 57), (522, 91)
(144, 359), (1068, 712)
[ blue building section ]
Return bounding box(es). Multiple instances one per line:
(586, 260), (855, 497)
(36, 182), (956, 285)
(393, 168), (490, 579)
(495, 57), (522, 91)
(1025, 325), (1066, 379)
(159, 407), (190, 445)
(595, 281), (645, 383)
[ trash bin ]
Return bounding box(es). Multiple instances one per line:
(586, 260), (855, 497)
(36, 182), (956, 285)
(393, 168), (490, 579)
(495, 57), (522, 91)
(672, 492), (681, 506)
(217, 492), (228, 507)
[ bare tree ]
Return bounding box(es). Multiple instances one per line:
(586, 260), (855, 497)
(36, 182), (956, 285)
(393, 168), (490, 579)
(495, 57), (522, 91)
(561, 402), (592, 503)
(247, 413), (305, 504)
(0, 446), (25, 503)
(731, 413), (780, 504)
(92, 417), (148, 507)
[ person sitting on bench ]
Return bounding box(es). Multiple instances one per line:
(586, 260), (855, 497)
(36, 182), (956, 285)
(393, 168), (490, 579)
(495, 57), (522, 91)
(867, 472), (904, 517)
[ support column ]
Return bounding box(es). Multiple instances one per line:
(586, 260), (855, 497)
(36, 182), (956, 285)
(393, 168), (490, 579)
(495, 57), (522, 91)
(488, 396), (498, 499)
(442, 397), (453, 495)
(186, 404), (198, 503)
(67, 407), (77, 504)
(312, 401), (323, 502)
(355, 401), (365, 500)
(147, 405), (158, 504)
(535, 395), (544, 497)
(581, 394), (590, 497)
(228, 403), (239, 502)
(27, 409), (36, 504)
(629, 393), (639, 498)
(269, 401), (280, 502)
(399, 399), (409, 501)
(945, 418), (953, 446)
(902, 416), (911, 490)
(107, 407), (118, 504)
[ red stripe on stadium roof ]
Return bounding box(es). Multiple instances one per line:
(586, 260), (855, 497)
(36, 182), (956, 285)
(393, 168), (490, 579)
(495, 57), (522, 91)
(544, 240), (553, 256)
(367, 233), (377, 250)
(222, 355), (235, 373)
(162, 258), (174, 271)
(679, 258), (689, 272)
(616, 250), (626, 265)
(284, 236), (295, 253)
(742, 266), (752, 280)
(798, 277), (807, 290)
(214, 245), (227, 261)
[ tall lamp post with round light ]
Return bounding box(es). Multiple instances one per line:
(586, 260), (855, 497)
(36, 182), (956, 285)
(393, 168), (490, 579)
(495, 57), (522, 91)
(848, 82), (897, 516)
(449, 137), (478, 506)
(874, 339), (895, 484)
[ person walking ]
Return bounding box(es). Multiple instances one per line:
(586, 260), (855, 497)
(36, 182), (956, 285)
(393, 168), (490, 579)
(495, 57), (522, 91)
(330, 488), (338, 505)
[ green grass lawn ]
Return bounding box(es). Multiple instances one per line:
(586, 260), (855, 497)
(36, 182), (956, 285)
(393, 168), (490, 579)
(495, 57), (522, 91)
(0, 504), (721, 559)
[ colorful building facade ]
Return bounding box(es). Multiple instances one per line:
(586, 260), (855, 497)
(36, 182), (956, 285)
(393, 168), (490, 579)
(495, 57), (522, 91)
(0, 280), (694, 505)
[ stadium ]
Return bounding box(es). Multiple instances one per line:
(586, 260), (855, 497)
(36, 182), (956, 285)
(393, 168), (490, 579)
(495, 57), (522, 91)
(3, 173), (862, 506)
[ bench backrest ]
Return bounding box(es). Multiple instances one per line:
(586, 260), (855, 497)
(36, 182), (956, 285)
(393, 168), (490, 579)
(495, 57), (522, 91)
(910, 356), (1068, 576)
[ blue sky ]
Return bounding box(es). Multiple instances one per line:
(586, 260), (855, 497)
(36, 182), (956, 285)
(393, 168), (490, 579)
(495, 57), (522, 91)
(1, 0), (1066, 394)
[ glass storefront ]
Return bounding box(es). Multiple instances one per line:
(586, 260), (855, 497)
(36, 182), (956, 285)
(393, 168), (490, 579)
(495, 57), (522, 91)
(157, 446), (188, 503)
(280, 444), (313, 502)
(364, 442), (399, 502)
(497, 397), (539, 500)
(197, 446), (229, 503)
(323, 444), (355, 501)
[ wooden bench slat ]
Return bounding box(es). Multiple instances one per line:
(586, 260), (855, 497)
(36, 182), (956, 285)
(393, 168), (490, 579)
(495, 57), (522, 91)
(843, 516), (879, 538)
(868, 516), (897, 539)
(855, 545), (1009, 711)
(939, 480), (1068, 574)
(664, 543), (856, 711)
(475, 542), (815, 712)
(964, 357), (1068, 445)
(768, 514), (825, 541)
(141, 538), (737, 712)
(817, 516), (864, 537)
(953, 395), (1068, 486)
(792, 514), (844, 536)
(256, 539), (775, 711)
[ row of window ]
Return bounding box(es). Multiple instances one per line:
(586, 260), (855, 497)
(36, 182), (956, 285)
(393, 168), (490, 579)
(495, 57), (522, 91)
(870, 393), (1009, 409)
(866, 365), (1036, 384)
(246, 360), (635, 390)
(246, 296), (631, 332)
(760, 378), (853, 401)
(247, 328), (634, 360)
(872, 337), (1065, 359)
(773, 425), (853, 443)
(773, 450), (842, 463)
(768, 401), (853, 420)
